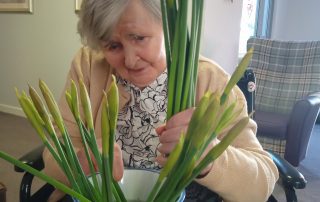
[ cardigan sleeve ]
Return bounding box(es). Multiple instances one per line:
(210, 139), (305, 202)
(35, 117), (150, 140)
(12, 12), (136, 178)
(195, 57), (279, 202)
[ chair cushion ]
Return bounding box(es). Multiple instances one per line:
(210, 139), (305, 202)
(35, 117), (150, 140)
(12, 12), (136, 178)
(255, 110), (290, 139)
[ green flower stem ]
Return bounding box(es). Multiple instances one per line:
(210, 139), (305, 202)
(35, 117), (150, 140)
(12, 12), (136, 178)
(60, 129), (95, 199)
(48, 132), (82, 192)
(155, 142), (198, 201)
(87, 128), (103, 171)
(173, 0), (188, 114)
(160, 0), (172, 68)
(79, 121), (92, 147)
(166, 13), (181, 120)
(111, 183), (122, 202)
(42, 140), (62, 167)
(192, 0), (204, 89)
(68, 136), (94, 195)
(165, 0), (177, 46)
(77, 120), (101, 200)
(112, 180), (127, 202)
(101, 154), (113, 202)
(41, 139), (78, 191)
(101, 94), (113, 201)
(181, 0), (197, 110)
(146, 179), (163, 202)
(0, 151), (91, 202)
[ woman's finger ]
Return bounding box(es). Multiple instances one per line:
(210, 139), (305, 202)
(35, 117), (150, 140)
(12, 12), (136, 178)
(159, 126), (185, 143)
(156, 124), (166, 136)
(155, 155), (167, 167)
(113, 143), (124, 181)
(166, 108), (194, 129)
(158, 142), (177, 154)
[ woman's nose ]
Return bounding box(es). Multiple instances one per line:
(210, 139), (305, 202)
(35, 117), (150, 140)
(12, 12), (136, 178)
(124, 47), (139, 69)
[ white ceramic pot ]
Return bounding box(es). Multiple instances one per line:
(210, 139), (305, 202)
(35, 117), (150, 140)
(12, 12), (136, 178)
(73, 168), (185, 202)
(119, 168), (185, 202)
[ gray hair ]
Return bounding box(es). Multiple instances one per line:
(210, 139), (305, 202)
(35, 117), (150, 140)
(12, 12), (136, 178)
(77, 0), (162, 50)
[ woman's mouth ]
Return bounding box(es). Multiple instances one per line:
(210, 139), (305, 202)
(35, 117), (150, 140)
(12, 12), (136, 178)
(127, 67), (148, 75)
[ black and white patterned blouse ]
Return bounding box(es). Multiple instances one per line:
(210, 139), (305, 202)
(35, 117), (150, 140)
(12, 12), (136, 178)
(116, 71), (167, 169)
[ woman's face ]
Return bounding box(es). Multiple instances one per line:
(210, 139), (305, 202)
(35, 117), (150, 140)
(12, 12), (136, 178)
(101, 1), (166, 88)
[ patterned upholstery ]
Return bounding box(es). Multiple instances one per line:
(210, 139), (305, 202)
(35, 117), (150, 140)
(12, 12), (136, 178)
(247, 37), (320, 165)
(247, 38), (320, 114)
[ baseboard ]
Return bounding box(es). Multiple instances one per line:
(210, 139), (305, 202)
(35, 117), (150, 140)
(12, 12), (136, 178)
(0, 103), (25, 117)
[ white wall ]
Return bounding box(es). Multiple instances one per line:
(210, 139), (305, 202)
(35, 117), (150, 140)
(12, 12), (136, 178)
(0, 0), (81, 116)
(202, 0), (243, 74)
(0, 0), (243, 116)
(272, 0), (320, 40)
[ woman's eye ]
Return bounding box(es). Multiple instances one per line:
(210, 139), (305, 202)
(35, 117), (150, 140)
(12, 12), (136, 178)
(131, 34), (145, 41)
(107, 42), (122, 51)
(135, 36), (145, 41)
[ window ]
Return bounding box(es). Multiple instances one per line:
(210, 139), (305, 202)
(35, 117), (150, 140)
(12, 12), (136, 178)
(238, 0), (259, 56)
(238, 0), (274, 56)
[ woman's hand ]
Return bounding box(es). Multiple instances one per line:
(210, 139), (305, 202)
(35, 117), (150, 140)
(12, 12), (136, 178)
(77, 143), (124, 181)
(156, 108), (217, 177)
(156, 108), (194, 164)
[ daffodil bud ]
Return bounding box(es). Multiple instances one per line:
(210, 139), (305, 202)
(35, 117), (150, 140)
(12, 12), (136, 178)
(107, 75), (119, 134)
(70, 80), (81, 122)
(79, 79), (94, 131)
(221, 48), (253, 105)
(208, 116), (249, 161)
(215, 102), (237, 133)
(16, 90), (46, 142)
(217, 107), (244, 135)
(39, 79), (65, 135)
(65, 91), (73, 114)
(192, 93), (220, 148)
(29, 85), (55, 135)
(186, 92), (211, 139)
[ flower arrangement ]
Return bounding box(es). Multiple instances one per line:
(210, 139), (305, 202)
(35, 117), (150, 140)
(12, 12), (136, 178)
(0, 0), (253, 201)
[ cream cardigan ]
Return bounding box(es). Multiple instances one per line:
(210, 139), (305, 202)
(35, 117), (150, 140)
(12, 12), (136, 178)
(43, 47), (278, 202)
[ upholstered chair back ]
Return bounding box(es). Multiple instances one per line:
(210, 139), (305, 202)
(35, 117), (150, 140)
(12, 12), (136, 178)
(247, 38), (320, 115)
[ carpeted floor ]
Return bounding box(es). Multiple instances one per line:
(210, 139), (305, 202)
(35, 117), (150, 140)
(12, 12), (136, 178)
(0, 111), (319, 202)
(0, 112), (43, 202)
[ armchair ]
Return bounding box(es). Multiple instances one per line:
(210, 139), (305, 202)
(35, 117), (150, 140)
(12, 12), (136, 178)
(247, 37), (320, 166)
(14, 70), (307, 202)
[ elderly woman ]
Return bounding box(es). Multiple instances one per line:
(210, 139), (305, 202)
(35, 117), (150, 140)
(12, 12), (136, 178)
(43, 0), (278, 201)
